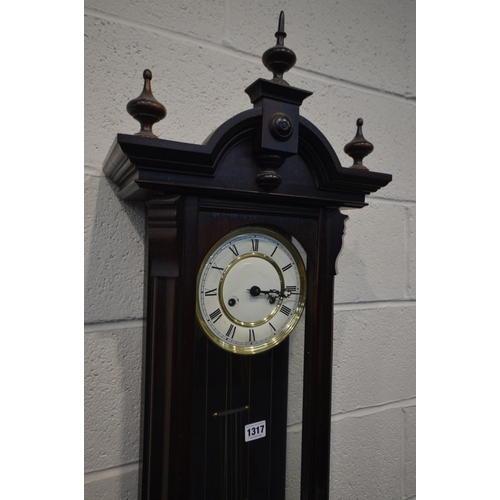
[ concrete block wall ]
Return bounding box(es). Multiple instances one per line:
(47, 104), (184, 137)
(84, 0), (415, 498)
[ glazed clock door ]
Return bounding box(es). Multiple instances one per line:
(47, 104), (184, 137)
(189, 200), (316, 500)
(196, 226), (306, 355)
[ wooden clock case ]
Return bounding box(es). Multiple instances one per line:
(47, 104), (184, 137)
(103, 16), (391, 500)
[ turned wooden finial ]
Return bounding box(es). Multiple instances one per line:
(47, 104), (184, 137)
(344, 118), (374, 170)
(126, 69), (167, 138)
(261, 11), (297, 85)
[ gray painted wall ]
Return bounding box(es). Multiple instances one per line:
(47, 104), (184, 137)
(84, 0), (416, 498)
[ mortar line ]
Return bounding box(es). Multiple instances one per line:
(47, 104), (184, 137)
(332, 397), (416, 422)
(287, 397), (416, 432)
(86, 165), (416, 210)
(84, 461), (139, 484)
(365, 197), (416, 206)
(296, 67), (415, 102)
(84, 8), (414, 103)
(334, 299), (415, 311)
(84, 7), (259, 65)
(84, 301), (415, 333)
(85, 159), (417, 201)
(84, 318), (144, 333)
(83, 301), (415, 333)
(84, 155), (415, 207)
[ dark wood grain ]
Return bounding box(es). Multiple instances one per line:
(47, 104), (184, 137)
(103, 73), (392, 499)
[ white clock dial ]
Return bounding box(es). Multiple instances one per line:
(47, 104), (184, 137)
(196, 227), (306, 354)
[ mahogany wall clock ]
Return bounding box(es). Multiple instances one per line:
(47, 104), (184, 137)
(103, 12), (391, 500)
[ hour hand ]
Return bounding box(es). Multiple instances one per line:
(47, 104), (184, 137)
(248, 286), (279, 297)
(248, 286), (290, 300)
(248, 286), (276, 304)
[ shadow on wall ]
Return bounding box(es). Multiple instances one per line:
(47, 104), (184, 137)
(85, 175), (146, 325)
(84, 324), (143, 499)
(85, 173), (147, 499)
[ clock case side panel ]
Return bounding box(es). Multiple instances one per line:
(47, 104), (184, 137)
(140, 196), (200, 500)
(300, 207), (348, 500)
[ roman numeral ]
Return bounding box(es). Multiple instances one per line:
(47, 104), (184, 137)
(251, 239), (259, 252)
(226, 324), (236, 338)
(271, 246), (278, 257)
(282, 263), (292, 272)
(249, 329), (255, 341)
(229, 245), (239, 257)
(269, 323), (276, 332)
(209, 308), (223, 323)
(280, 305), (292, 316)
(212, 265), (224, 271)
(204, 288), (217, 296)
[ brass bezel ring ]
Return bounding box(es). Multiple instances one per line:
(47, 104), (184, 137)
(196, 226), (307, 355)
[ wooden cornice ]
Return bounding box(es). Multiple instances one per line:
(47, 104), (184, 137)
(103, 107), (391, 208)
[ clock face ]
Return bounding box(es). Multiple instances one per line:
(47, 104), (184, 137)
(196, 227), (306, 354)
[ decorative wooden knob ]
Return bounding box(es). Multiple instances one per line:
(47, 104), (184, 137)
(344, 118), (374, 170)
(126, 69), (166, 138)
(269, 112), (293, 141)
(262, 11), (296, 85)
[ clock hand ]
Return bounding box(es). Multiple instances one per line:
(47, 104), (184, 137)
(248, 286), (281, 297)
(263, 288), (295, 299)
(248, 286), (278, 304)
(248, 286), (293, 299)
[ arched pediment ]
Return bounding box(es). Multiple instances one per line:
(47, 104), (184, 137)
(104, 106), (391, 208)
